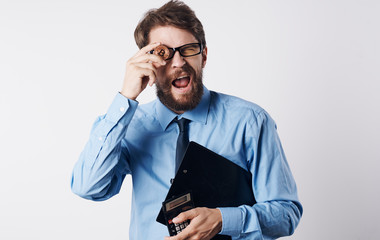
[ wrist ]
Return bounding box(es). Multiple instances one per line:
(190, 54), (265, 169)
(213, 208), (223, 234)
(120, 90), (137, 100)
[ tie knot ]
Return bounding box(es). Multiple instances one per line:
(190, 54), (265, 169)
(174, 118), (189, 132)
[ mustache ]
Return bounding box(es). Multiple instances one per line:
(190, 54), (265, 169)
(170, 64), (195, 80)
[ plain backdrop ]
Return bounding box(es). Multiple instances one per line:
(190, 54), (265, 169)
(1, 0), (379, 239)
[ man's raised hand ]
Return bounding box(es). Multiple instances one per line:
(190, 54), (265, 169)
(121, 42), (166, 100)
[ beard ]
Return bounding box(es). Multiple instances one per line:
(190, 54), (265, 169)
(156, 64), (204, 113)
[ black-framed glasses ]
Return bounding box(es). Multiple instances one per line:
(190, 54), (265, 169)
(150, 43), (203, 60)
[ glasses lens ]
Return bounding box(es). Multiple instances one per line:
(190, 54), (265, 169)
(180, 44), (201, 57)
(167, 48), (175, 59)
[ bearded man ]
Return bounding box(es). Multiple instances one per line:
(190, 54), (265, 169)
(71, 1), (302, 239)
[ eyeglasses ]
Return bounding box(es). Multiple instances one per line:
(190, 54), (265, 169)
(150, 43), (203, 60)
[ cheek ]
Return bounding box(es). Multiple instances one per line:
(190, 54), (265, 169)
(187, 58), (203, 72)
(189, 63), (202, 75)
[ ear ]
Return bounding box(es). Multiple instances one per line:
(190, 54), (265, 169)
(201, 46), (208, 68)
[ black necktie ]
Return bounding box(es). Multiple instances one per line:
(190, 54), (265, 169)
(173, 117), (190, 174)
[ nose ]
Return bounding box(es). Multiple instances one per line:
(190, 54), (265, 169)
(170, 51), (186, 68)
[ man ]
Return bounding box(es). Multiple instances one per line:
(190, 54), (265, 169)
(71, 1), (302, 239)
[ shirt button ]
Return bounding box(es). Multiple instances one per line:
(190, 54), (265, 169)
(120, 107), (125, 112)
(98, 137), (103, 141)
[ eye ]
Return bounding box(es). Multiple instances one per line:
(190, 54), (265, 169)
(181, 45), (199, 55)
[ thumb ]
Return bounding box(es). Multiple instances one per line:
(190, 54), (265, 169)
(172, 209), (197, 224)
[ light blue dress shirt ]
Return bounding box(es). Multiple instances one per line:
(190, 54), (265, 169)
(71, 86), (302, 240)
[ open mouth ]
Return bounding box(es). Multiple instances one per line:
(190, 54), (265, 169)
(172, 75), (191, 89)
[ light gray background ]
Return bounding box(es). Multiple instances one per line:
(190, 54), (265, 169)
(1, 0), (379, 239)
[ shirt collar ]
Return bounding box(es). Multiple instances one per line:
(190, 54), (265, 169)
(156, 86), (210, 131)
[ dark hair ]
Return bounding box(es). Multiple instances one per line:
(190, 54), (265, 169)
(134, 0), (206, 49)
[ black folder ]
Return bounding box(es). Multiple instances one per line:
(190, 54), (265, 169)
(156, 141), (256, 239)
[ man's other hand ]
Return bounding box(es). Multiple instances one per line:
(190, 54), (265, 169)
(164, 207), (222, 240)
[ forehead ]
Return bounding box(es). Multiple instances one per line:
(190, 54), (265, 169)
(148, 25), (197, 48)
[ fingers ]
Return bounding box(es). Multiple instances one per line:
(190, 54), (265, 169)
(132, 54), (166, 66)
(136, 42), (161, 57)
(131, 59), (162, 86)
(164, 208), (222, 240)
(121, 42), (168, 100)
(164, 210), (197, 240)
(164, 227), (191, 240)
(133, 42), (168, 65)
(134, 62), (158, 79)
(135, 66), (156, 86)
(172, 209), (197, 224)
(128, 43), (166, 85)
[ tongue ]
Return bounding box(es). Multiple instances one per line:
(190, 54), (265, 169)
(173, 77), (190, 88)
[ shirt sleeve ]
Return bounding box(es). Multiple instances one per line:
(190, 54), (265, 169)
(71, 93), (138, 201)
(218, 111), (303, 239)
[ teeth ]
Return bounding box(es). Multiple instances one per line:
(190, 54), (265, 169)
(177, 75), (188, 80)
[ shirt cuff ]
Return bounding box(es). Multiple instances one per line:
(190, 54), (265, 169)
(105, 92), (139, 124)
(218, 207), (243, 237)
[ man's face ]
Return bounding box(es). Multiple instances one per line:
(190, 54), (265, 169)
(148, 26), (207, 114)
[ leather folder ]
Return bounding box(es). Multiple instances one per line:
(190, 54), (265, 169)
(156, 141), (256, 239)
